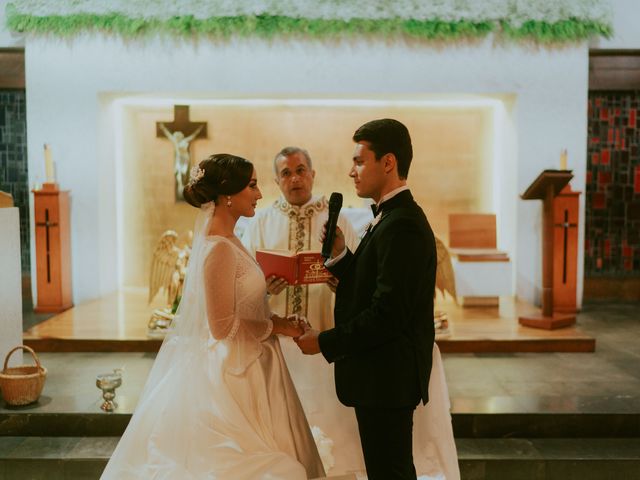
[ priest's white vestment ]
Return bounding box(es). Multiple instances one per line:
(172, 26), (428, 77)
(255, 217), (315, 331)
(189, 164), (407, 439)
(241, 195), (358, 331)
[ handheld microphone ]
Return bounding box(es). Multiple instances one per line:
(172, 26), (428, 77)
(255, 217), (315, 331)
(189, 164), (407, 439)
(322, 192), (343, 259)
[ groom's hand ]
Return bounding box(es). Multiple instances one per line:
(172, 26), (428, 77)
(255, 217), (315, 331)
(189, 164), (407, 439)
(326, 275), (339, 293)
(320, 224), (346, 259)
(294, 328), (321, 355)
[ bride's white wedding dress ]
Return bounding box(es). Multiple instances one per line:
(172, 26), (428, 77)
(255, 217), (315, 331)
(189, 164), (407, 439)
(101, 204), (325, 479)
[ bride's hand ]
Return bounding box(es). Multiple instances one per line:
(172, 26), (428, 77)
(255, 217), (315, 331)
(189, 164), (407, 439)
(271, 315), (304, 337)
(287, 315), (312, 334)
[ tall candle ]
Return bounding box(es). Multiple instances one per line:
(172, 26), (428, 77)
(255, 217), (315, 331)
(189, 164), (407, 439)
(44, 144), (54, 182)
(560, 148), (567, 170)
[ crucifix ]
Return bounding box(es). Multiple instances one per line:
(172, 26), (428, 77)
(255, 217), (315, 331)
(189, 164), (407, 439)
(157, 105), (208, 201)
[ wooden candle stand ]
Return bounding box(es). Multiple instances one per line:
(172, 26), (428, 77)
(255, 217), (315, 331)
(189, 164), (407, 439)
(33, 183), (73, 313)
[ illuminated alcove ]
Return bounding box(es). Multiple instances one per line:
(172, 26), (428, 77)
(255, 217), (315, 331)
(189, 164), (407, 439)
(114, 96), (513, 288)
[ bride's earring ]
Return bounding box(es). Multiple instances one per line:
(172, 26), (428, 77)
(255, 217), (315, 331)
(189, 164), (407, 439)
(226, 196), (232, 207)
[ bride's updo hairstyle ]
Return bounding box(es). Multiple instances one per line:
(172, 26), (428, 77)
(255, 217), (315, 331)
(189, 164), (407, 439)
(183, 153), (254, 208)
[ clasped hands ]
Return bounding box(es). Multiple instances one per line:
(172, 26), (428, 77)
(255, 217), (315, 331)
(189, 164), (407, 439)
(271, 313), (310, 337)
(271, 314), (321, 355)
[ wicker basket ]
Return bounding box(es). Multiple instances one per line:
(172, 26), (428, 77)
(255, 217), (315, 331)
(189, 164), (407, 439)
(0, 345), (47, 406)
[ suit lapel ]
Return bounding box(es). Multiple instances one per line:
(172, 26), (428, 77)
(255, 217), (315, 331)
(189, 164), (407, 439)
(353, 224), (375, 256)
(352, 190), (414, 257)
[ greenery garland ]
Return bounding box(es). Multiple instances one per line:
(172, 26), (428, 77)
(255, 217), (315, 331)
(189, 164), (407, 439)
(5, 4), (612, 43)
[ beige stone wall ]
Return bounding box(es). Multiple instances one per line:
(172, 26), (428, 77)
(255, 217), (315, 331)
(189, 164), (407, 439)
(121, 104), (492, 288)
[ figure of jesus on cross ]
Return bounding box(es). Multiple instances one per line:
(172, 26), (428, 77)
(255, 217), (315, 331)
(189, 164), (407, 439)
(157, 106), (207, 201)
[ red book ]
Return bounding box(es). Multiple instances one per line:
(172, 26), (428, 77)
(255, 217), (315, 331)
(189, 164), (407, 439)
(255, 249), (332, 285)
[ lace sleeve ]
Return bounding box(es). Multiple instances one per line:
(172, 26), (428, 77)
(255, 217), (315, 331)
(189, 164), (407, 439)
(231, 285), (273, 342)
(258, 317), (274, 341)
(256, 295), (273, 341)
(203, 240), (240, 340)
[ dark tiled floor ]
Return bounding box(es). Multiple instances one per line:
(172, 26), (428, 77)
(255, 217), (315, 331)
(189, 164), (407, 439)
(4, 302), (639, 418)
(444, 302), (640, 411)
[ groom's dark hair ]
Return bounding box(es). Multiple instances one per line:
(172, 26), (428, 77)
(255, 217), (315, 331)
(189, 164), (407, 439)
(353, 118), (413, 180)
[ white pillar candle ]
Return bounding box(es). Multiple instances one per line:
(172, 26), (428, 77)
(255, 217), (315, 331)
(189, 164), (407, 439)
(44, 143), (55, 182)
(560, 148), (568, 170)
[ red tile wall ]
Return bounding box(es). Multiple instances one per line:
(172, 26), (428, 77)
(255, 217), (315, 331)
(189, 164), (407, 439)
(586, 92), (640, 275)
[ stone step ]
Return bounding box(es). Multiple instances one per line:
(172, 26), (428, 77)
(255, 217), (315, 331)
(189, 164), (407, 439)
(457, 438), (640, 480)
(24, 335), (598, 354)
(1, 410), (639, 438)
(453, 412), (640, 439)
(0, 412), (131, 437)
(1, 436), (639, 480)
(0, 436), (115, 480)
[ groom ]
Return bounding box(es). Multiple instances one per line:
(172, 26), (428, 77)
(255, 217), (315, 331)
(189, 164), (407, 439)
(295, 118), (437, 479)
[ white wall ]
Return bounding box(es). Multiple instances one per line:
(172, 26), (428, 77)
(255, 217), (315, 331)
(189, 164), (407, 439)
(24, 34), (589, 307)
(590, 0), (640, 49)
(0, 208), (23, 367)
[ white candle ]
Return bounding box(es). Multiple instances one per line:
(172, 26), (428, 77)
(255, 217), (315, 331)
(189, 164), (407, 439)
(44, 144), (54, 182)
(560, 148), (567, 170)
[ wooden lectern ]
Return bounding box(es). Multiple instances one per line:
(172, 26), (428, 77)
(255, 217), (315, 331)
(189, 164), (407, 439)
(33, 183), (73, 313)
(519, 170), (576, 329)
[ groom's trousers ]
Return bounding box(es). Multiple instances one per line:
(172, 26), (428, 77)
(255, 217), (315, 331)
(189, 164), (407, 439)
(355, 405), (417, 480)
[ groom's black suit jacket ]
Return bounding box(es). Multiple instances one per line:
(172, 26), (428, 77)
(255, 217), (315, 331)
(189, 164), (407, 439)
(319, 189), (436, 408)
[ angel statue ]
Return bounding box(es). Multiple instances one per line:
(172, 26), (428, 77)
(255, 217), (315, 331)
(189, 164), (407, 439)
(147, 230), (193, 337)
(434, 236), (457, 338)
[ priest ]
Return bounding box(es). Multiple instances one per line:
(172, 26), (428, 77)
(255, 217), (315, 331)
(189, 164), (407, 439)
(242, 146), (358, 331)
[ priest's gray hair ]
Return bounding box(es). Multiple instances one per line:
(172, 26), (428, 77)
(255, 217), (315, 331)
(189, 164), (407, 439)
(273, 146), (312, 176)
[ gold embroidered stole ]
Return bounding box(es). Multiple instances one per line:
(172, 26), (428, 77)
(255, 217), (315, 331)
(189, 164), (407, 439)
(274, 197), (327, 317)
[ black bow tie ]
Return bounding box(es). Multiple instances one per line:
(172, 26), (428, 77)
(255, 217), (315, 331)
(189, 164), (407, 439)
(370, 203), (380, 217)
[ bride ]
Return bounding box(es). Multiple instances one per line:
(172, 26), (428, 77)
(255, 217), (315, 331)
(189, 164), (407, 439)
(101, 153), (325, 479)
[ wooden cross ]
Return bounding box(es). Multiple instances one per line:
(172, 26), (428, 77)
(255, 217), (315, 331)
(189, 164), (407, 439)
(35, 208), (57, 283)
(156, 105), (207, 140)
(554, 209), (578, 284)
